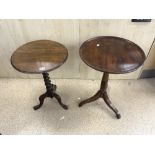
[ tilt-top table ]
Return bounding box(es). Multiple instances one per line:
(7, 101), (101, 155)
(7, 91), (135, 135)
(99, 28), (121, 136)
(11, 40), (68, 110)
(79, 36), (145, 119)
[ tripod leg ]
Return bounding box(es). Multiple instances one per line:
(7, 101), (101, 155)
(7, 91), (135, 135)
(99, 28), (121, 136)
(33, 93), (47, 110)
(79, 91), (101, 107)
(102, 92), (121, 119)
(53, 93), (68, 110)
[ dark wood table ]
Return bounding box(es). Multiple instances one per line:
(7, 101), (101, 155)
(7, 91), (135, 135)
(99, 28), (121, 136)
(79, 36), (146, 119)
(11, 40), (68, 110)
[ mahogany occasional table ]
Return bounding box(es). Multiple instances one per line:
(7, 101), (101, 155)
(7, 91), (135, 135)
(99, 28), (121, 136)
(79, 36), (145, 119)
(11, 40), (68, 110)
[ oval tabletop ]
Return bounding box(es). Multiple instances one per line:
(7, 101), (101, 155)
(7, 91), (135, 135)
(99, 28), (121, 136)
(11, 40), (68, 73)
(80, 36), (146, 74)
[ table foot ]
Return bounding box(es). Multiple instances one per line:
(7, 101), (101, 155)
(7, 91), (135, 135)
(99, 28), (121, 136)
(103, 92), (121, 119)
(53, 93), (68, 110)
(116, 113), (121, 119)
(33, 93), (47, 110)
(79, 91), (100, 107)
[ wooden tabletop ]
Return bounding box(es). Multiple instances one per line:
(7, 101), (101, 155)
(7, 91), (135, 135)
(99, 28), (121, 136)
(80, 36), (146, 74)
(11, 40), (68, 73)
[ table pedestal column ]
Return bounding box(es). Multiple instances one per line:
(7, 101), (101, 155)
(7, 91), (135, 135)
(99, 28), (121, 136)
(79, 72), (121, 119)
(33, 72), (68, 110)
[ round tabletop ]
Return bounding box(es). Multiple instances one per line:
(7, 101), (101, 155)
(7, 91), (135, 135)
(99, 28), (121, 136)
(11, 40), (68, 73)
(80, 36), (146, 74)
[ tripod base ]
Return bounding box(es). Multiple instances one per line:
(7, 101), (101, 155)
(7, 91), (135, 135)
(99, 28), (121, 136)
(33, 72), (68, 110)
(79, 72), (121, 119)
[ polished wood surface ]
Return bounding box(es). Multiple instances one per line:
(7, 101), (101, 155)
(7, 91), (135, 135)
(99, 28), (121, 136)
(11, 40), (68, 73)
(80, 36), (146, 74)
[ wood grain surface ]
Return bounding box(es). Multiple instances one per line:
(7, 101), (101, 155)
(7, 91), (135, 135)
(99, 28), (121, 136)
(80, 36), (145, 74)
(11, 40), (68, 73)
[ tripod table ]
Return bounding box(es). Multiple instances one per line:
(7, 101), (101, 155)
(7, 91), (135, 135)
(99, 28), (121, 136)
(79, 36), (145, 119)
(11, 40), (68, 110)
